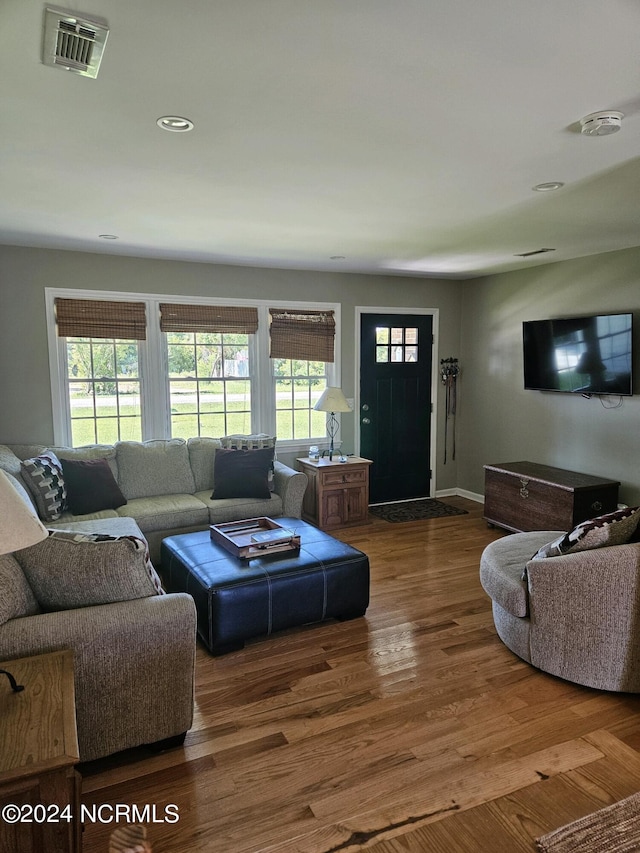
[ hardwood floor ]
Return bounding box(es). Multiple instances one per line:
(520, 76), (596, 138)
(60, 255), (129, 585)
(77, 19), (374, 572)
(80, 498), (640, 852)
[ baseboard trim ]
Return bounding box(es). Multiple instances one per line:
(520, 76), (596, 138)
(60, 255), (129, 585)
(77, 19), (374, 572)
(436, 487), (484, 504)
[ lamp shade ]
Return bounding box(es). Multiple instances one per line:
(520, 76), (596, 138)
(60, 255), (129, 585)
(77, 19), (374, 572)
(314, 387), (352, 413)
(0, 470), (48, 555)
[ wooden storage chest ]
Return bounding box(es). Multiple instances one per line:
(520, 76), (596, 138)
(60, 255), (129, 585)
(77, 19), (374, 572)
(483, 461), (620, 533)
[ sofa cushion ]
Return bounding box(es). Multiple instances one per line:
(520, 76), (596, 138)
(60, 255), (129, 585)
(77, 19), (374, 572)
(1, 470), (38, 512)
(211, 447), (274, 500)
(534, 506), (640, 558)
(51, 443), (119, 481)
(187, 437), (222, 492)
(196, 490), (283, 525)
(116, 494), (209, 533)
(21, 451), (67, 521)
(61, 457), (127, 515)
(0, 552), (41, 625)
(116, 439), (196, 499)
(480, 531), (565, 618)
(15, 529), (163, 610)
(0, 444), (27, 481)
(50, 508), (121, 525)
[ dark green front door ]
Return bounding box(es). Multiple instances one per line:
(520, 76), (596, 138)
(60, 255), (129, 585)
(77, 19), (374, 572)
(360, 312), (433, 504)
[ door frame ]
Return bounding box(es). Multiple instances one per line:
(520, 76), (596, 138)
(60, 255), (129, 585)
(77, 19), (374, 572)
(354, 306), (440, 499)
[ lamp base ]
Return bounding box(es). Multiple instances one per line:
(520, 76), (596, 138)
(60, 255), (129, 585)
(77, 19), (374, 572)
(326, 411), (338, 461)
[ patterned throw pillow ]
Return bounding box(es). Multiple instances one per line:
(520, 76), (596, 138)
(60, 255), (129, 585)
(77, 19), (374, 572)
(220, 434), (277, 451)
(15, 529), (164, 611)
(220, 435), (277, 491)
(21, 451), (67, 521)
(534, 506), (640, 558)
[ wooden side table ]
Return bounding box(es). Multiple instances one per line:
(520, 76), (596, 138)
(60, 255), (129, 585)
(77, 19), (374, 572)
(296, 456), (372, 530)
(0, 650), (81, 853)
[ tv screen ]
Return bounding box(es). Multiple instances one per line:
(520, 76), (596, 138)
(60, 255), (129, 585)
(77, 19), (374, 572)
(523, 313), (633, 396)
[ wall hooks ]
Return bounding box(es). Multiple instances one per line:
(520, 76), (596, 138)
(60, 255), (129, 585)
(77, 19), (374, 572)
(440, 358), (460, 463)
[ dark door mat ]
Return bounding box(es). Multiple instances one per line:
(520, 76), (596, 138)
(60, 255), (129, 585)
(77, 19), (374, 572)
(369, 498), (468, 523)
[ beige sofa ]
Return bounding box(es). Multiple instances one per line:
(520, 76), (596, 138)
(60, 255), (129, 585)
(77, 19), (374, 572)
(0, 437), (308, 564)
(480, 529), (640, 692)
(0, 512), (197, 762)
(0, 437), (306, 761)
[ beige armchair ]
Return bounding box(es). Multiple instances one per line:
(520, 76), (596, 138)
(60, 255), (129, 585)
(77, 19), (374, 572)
(480, 530), (640, 692)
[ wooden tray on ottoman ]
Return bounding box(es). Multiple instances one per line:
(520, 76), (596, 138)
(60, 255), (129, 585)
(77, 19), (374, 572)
(210, 517), (301, 560)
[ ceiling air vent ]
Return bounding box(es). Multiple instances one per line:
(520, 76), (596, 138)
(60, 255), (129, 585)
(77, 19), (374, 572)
(42, 6), (109, 78)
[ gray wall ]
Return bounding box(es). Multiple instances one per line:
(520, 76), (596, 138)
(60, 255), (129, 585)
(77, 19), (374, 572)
(0, 245), (462, 491)
(458, 246), (640, 505)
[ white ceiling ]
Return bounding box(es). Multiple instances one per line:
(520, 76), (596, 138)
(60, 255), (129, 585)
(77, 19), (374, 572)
(2, 0), (640, 279)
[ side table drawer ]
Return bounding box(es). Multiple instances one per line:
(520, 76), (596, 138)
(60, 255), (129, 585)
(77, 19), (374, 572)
(321, 468), (366, 486)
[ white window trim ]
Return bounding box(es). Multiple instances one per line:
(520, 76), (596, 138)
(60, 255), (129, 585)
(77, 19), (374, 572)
(45, 288), (340, 453)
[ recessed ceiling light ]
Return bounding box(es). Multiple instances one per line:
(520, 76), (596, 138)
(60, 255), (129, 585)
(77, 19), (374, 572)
(156, 116), (194, 133)
(98, 234), (118, 240)
(532, 182), (565, 192)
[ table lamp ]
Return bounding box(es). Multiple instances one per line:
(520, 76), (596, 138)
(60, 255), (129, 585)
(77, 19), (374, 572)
(313, 386), (352, 461)
(0, 470), (48, 556)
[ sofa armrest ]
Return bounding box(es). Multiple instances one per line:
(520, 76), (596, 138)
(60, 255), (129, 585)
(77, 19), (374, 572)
(0, 593), (197, 761)
(525, 542), (640, 691)
(273, 460), (307, 518)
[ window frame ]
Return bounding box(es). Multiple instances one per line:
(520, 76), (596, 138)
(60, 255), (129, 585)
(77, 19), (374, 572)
(46, 288), (341, 452)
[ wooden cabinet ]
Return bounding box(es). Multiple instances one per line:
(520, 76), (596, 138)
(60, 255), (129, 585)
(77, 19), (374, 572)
(0, 651), (81, 853)
(484, 461), (620, 534)
(296, 457), (372, 530)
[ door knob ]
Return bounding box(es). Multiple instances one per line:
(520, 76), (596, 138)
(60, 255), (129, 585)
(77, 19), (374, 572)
(362, 417), (371, 424)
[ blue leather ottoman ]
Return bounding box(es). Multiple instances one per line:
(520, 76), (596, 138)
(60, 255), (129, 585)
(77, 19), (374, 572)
(160, 518), (370, 655)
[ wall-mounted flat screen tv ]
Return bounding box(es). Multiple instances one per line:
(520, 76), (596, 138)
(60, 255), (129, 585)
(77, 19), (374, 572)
(523, 313), (633, 396)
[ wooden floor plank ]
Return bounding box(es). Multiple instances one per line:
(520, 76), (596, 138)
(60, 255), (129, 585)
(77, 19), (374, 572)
(79, 501), (640, 852)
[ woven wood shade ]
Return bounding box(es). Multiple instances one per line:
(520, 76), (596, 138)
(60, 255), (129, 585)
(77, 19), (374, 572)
(160, 304), (259, 334)
(55, 298), (147, 340)
(269, 309), (335, 362)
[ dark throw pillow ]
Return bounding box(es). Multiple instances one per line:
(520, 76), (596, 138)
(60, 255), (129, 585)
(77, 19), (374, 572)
(61, 457), (127, 515)
(211, 447), (274, 500)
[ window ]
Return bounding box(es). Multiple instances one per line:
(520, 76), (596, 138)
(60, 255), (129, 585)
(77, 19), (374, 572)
(273, 358), (328, 440)
(66, 337), (142, 445)
(376, 326), (419, 363)
(167, 331), (252, 438)
(269, 307), (336, 442)
(47, 291), (340, 450)
(160, 303), (259, 439)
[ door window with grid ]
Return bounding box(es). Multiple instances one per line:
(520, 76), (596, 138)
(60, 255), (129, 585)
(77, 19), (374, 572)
(375, 326), (419, 363)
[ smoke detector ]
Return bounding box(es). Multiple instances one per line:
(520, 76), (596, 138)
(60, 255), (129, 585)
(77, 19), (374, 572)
(580, 111), (624, 136)
(42, 6), (109, 78)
